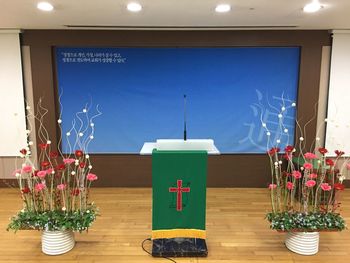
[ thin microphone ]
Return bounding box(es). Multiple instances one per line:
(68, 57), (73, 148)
(184, 94), (187, 141)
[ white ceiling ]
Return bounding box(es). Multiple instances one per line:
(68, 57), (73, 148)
(0, 0), (350, 30)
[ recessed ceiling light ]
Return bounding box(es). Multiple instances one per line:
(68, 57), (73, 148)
(127, 2), (142, 12)
(303, 1), (322, 13)
(37, 2), (54, 12)
(215, 4), (231, 13)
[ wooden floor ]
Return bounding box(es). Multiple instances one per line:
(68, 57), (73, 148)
(0, 188), (349, 263)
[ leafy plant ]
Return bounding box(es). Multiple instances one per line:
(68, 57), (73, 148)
(8, 99), (101, 232)
(260, 98), (348, 231)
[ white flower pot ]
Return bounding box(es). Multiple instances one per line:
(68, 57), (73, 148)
(42, 230), (75, 255)
(285, 232), (319, 255)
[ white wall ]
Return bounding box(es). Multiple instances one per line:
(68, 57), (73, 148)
(0, 31), (26, 157)
(325, 30), (350, 156)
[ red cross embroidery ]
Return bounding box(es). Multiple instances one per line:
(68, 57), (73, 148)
(169, 180), (190, 211)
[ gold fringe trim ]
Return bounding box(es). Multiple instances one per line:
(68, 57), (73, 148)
(152, 229), (206, 239)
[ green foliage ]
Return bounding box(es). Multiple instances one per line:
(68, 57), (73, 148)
(7, 205), (98, 233)
(266, 212), (346, 232)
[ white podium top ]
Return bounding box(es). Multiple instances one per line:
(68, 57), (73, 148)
(140, 139), (220, 155)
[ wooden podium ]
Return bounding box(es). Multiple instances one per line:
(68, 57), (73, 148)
(141, 139), (219, 257)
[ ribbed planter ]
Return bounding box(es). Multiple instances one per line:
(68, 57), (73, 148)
(285, 232), (319, 255)
(42, 230), (75, 255)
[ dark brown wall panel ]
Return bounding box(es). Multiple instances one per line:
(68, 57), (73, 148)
(20, 30), (331, 187)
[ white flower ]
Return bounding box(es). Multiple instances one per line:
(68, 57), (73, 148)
(88, 165), (92, 169)
(26, 106), (30, 110)
(262, 123), (266, 127)
(90, 135), (94, 139)
(266, 132), (271, 136)
(316, 137), (320, 141)
(86, 154), (90, 159)
(75, 160), (79, 166)
(276, 139), (281, 144)
(47, 140), (51, 144)
(90, 123), (94, 127)
(281, 106), (286, 111)
(28, 141), (33, 146)
(62, 207), (66, 211)
(15, 173), (21, 178)
(57, 119), (62, 124)
(339, 176), (346, 183)
(284, 128), (288, 133)
(299, 137), (304, 141)
(86, 210), (90, 213)
(79, 132), (84, 137)
(291, 102), (296, 107)
(274, 162), (278, 166)
(71, 171), (76, 175)
(66, 132), (71, 136)
(278, 114), (283, 118)
(278, 160), (282, 164)
(83, 109), (87, 113)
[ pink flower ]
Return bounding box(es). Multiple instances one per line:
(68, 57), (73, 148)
(87, 173), (98, 181)
(57, 184), (66, 190)
(268, 183), (277, 189)
(37, 170), (47, 179)
(303, 163), (313, 170)
(46, 168), (54, 174)
(22, 165), (32, 173)
(304, 152), (317, 159)
(63, 158), (75, 164)
(321, 183), (332, 191)
(286, 182), (294, 190)
(292, 171), (302, 179)
(306, 180), (316, 188)
(309, 173), (318, 179)
(35, 183), (46, 192)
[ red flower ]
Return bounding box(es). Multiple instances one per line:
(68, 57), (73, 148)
(284, 145), (294, 153)
(268, 147), (280, 156)
(79, 162), (86, 168)
(21, 187), (30, 194)
(335, 150), (345, 157)
(318, 147), (328, 155)
(49, 151), (58, 158)
(75, 150), (84, 157)
(283, 153), (291, 160)
(38, 143), (48, 150)
(325, 159), (334, 166)
(334, 183), (345, 191)
(41, 161), (50, 168)
(71, 188), (80, 196)
(33, 170), (39, 177)
(56, 164), (66, 171)
(19, 149), (27, 155)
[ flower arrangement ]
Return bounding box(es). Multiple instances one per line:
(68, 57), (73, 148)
(7, 99), (101, 232)
(262, 100), (347, 232)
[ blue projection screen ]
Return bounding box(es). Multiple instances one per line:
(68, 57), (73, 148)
(55, 47), (300, 154)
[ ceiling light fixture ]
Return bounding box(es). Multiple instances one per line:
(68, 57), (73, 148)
(303, 0), (322, 13)
(215, 4), (231, 13)
(127, 2), (142, 12)
(37, 2), (54, 12)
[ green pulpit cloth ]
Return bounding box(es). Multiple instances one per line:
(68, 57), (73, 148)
(152, 149), (207, 240)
